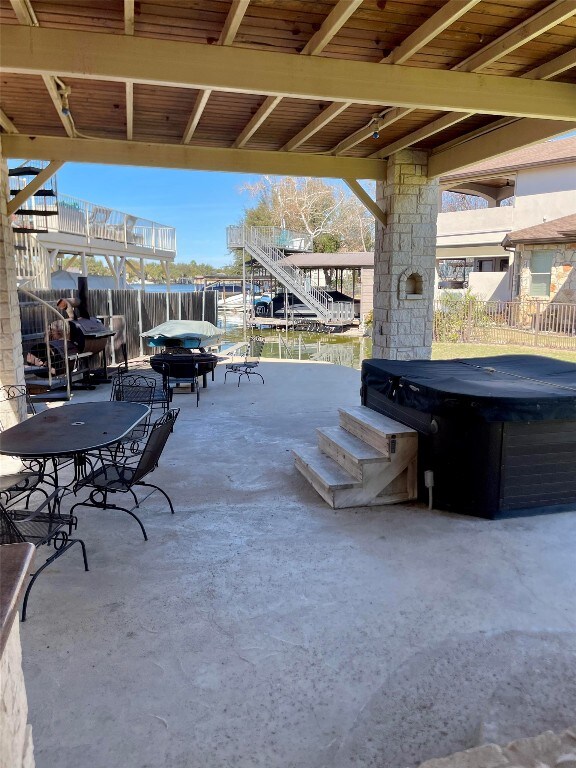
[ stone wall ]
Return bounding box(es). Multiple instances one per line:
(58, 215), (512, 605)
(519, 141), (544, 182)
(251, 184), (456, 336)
(372, 149), (438, 360)
(0, 139), (26, 425)
(0, 619), (35, 768)
(416, 724), (576, 768)
(516, 242), (576, 302)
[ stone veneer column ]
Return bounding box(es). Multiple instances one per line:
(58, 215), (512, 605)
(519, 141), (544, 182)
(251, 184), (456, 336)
(372, 149), (439, 360)
(0, 138), (25, 425)
(1, 620), (35, 768)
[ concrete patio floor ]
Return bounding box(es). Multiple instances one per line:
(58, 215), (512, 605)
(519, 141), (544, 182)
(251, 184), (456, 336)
(21, 360), (576, 768)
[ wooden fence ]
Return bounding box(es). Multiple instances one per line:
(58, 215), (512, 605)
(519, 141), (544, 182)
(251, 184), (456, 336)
(434, 298), (576, 350)
(25, 288), (218, 362)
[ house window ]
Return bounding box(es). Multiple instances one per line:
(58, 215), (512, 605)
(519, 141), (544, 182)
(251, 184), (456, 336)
(530, 251), (554, 297)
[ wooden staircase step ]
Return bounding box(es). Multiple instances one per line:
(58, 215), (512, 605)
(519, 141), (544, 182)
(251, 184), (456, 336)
(338, 405), (415, 455)
(293, 445), (361, 508)
(317, 426), (388, 481)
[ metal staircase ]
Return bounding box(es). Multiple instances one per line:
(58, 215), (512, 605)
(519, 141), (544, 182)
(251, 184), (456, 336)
(227, 226), (354, 324)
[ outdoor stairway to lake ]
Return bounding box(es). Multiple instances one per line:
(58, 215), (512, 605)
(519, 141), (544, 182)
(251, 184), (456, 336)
(293, 405), (418, 509)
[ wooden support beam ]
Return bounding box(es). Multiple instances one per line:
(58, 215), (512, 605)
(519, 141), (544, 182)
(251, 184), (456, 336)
(301, 0), (363, 55)
(233, 96), (282, 148)
(369, 113), (473, 159)
(429, 119), (573, 177)
(3, 28), (576, 121)
(218, 0), (250, 46)
(7, 161), (63, 215)
(2, 134), (388, 179)
(182, 89), (212, 144)
(454, 0), (576, 73)
(382, 0), (482, 64)
(343, 179), (387, 226)
(282, 102), (349, 151)
(41, 74), (75, 137)
(8, 0), (38, 25)
(126, 81), (133, 140)
(124, 0), (134, 35)
(0, 109), (18, 134)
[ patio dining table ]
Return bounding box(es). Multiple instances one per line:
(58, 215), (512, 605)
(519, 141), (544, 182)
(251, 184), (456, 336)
(0, 402), (150, 484)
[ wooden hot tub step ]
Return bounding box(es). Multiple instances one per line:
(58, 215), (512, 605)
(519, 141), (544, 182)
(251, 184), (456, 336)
(338, 406), (416, 456)
(316, 426), (389, 481)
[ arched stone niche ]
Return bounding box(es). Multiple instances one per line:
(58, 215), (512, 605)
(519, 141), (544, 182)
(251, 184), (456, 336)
(398, 268), (427, 301)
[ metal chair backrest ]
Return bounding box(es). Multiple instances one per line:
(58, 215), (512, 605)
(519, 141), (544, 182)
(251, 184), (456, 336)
(245, 336), (265, 366)
(132, 408), (180, 484)
(0, 384), (35, 430)
(0, 504), (26, 545)
(111, 374), (156, 407)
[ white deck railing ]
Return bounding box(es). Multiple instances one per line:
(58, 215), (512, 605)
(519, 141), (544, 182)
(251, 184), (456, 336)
(55, 194), (177, 253)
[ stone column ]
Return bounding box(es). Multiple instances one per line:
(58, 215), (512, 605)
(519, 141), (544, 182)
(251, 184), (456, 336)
(0, 138), (25, 424)
(372, 149), (439, 360)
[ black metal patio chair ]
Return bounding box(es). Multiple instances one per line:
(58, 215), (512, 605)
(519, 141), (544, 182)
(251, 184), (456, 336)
(0, 385), (48, 502)
(113, 364), (172, 413)
(110, 373), (158, 452)
(0, 490), (89, 621)
(71, 408), (180, 542)
(224, 336), (265, 386)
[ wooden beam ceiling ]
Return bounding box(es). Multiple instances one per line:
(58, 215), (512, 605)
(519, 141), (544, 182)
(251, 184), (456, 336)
(182, 0), (250, 145)
(1, 134), (388, 180)
(0, 109), (18, 134)
(124, 0), (134, 140)
(300, 0), (364, 56)
(3, 27), (575, 122)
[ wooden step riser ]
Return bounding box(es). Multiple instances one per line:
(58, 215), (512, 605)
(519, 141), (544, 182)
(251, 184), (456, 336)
(317, 432), (389, 481)
(294, 455), (337, 508)
(339, 412), (391, 456)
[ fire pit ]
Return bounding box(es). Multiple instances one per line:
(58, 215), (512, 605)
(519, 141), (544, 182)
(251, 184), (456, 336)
(150, 350), (218, 388)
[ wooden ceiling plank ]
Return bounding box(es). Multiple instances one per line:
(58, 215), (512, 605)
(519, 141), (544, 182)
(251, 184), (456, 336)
(233, 95), (282, 148)
(0, 109), (19, 134)
(454, 0), (576, 74)
(124, 0), (134, 35)
(331, 107), (413, 154)
(522, 47), (576, 80)
(281, 102), (350, 151)
(429, 118), (574, 177)
(218, 0), (250, 46)
(2, 133), (388, 180)
(8, 0), (38, 26)
(433, 116), (518, 155)
(382, 0), (483, 65)
(301, 0), (364, 56)
(369, 112), (474, 158)
(182, 89), (213, 144)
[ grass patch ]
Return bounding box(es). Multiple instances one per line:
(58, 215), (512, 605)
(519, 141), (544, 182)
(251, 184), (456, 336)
(432, 343), (576, 363)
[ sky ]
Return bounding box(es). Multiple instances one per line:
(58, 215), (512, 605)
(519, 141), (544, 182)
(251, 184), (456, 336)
(55, 163), (262, 268)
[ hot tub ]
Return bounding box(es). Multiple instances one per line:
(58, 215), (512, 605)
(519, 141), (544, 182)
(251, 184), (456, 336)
(361, 355), (576, 519)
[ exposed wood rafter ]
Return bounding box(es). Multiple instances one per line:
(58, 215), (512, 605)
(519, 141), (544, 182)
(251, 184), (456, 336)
(454, 0), (576, 73)
(381, 0), (483, 65)
(181, 0), (250, 144)
(232, 95), (282, 149)
(42, 74), (75, 138)
(124, 0), (134, 35)
(521, 47), (576, 81)
(7, 161), (64, 215)
(331, 108), (412, 155)
(301, 0), (363, 55)
(0, 109), (18, 134)
(1, 134), (388, 180)
(343, 179), (387, 226)
(8, 0), (38, 25)
(369, 113), (473, 159)
(281, 103), (349, 152)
